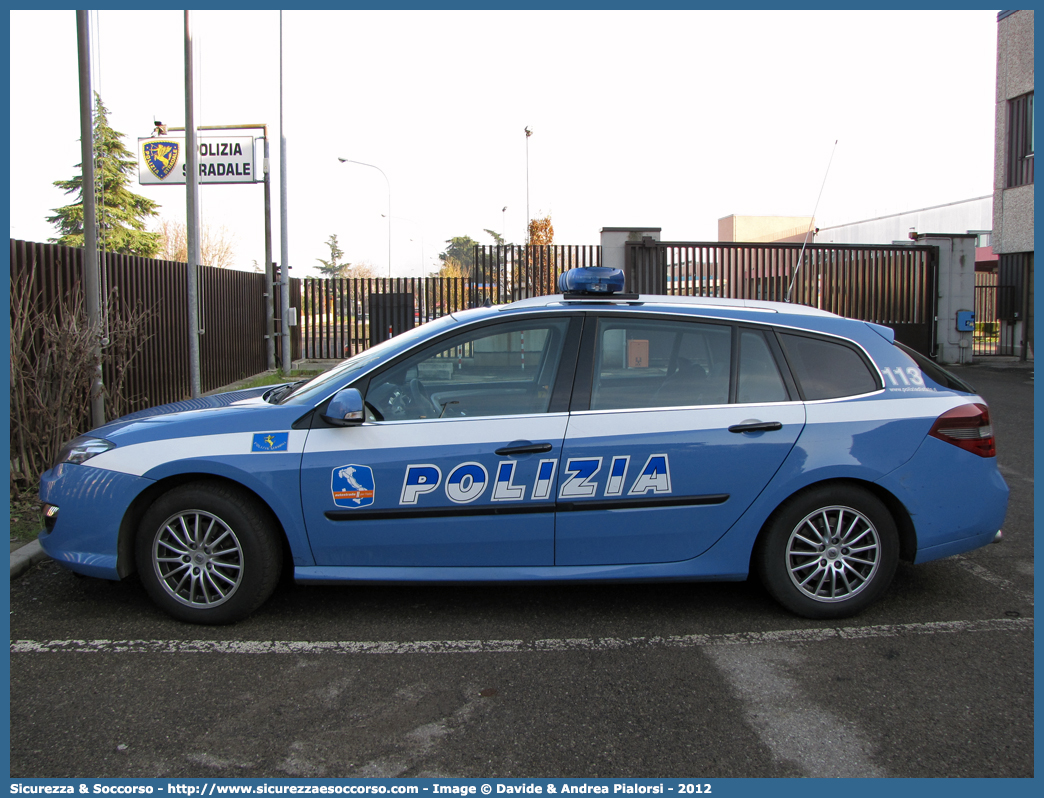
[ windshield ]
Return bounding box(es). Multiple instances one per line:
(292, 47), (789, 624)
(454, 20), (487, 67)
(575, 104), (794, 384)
(278, 315), (461, 406)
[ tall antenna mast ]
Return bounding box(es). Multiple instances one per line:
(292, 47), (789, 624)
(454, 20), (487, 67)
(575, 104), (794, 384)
(785, 139), (838, 303)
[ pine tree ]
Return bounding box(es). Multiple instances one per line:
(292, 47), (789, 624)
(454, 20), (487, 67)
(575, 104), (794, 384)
(316, 234), (349, 278)
(48, 93), (161, 256)
(439, 235), (480, 278)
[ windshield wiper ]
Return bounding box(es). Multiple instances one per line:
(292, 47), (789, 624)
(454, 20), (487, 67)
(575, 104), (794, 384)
(266, 380), (308, 404)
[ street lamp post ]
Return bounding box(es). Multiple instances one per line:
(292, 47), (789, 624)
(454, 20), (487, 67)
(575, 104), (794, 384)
(383, 213), (425, 276)
(524, 127), (532, 244)
(338, 157), (391, 278)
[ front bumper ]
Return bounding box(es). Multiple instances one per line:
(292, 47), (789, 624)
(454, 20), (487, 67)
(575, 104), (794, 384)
(38, 462), (154, 580)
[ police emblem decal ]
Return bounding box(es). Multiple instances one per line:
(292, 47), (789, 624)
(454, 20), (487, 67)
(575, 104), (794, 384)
(143, 140), (180, 180)
(331, 464), (376, 508)
(251, 432), (289, 452)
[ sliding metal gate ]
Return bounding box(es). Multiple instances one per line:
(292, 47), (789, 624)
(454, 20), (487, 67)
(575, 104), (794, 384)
(626, 240), (938, 356)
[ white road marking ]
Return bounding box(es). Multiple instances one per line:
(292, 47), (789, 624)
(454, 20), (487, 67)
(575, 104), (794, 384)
(997, 464), (1034, 484)
(705, 645), (887, 777)
(952, 555), (1035, 606)
(10, 617), (1032, 656)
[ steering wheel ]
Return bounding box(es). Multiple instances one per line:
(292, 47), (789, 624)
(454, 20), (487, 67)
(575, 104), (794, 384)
(367, 382), (410, 418)
(409, 379), (438, 417)
(368, 380), (437, 419)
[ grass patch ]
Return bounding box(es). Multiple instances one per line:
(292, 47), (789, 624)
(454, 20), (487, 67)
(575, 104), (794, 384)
(232, 368), (325, 391)
(10, 487), (41, 546)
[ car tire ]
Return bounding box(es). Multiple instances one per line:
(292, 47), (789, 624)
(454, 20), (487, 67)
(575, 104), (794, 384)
(756, 484), (898, 619)
(135, 481), (283, 625)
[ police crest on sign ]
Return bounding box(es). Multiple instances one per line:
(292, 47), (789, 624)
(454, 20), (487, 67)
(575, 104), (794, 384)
(137, 135), (259, 185)
(142, 140), (180, 180)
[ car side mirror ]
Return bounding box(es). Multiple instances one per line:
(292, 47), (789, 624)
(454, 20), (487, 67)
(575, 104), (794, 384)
(322, 387), (365, 427)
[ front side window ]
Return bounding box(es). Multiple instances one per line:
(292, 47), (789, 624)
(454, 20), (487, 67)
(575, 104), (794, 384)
(590, 318), (731, 410)
(365, 319), (571, 420)
(779, 332), (880, 400)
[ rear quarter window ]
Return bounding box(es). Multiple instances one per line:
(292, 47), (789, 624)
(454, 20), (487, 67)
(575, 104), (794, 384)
(779, 332), (881, 400)
(894, 342), (976, 393)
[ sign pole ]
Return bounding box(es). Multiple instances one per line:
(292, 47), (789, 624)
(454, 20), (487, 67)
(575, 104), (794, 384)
(76, 10), (105, 427)
(279, 10), (291, 374)
(136, 124), (272, 372)
(184, 10), (202, 398)
(263, 131), (275, 370)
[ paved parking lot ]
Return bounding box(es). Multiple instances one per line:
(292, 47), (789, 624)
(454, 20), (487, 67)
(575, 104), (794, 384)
(9, 363), (1033, 779)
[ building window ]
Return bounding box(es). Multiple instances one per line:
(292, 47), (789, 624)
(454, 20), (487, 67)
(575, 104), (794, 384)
(1006, 92), (1034, 188)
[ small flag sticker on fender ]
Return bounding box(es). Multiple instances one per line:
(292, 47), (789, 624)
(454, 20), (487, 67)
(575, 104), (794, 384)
(252, 432), (289, 452)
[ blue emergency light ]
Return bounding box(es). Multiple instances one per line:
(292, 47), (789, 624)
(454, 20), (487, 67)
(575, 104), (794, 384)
(558, 267), (627, 295)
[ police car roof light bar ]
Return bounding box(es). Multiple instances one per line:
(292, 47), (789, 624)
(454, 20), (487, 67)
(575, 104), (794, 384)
(558, 267), (627, 296)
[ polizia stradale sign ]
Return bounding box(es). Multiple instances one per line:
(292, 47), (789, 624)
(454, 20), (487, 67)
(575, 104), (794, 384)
(138, 136), (259, 185)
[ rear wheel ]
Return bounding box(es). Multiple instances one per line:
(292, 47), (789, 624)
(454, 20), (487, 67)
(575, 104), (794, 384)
(136, 482), (282, 624)
(757, 485), (898, 619)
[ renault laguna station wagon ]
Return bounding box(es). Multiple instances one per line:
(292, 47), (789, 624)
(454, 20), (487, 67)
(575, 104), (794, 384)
(39, 267), (1009, 624)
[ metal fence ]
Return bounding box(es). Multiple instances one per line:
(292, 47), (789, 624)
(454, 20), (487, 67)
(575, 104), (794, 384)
(296, 276), (471, 359)
(627, 241), (938, 355)
(11, 237), (952, 425)
(10, 239), (269, 415)
(294, 246), (600, 359)
(473, 244), (600, 303)
(974, 271), (1016, 356)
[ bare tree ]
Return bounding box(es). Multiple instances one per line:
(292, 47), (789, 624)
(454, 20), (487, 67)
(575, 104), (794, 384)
(528, 213), (554, 245)
(155, 218), (238, 269)
(347, 260), (378, 279)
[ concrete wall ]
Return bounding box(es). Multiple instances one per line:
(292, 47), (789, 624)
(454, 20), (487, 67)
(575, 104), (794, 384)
(993, 185), (1035, 254)
(817, 197), (993, 246)
(992, 10), (1035, 255)
(718, 215), (813, 243)
(599, 227), (661, 272)
(917, 234), (977, 365)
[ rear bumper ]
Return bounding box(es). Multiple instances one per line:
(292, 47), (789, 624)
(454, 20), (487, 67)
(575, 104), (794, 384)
(912, 527), (1003, 564)
(876, 437), (1009, 564)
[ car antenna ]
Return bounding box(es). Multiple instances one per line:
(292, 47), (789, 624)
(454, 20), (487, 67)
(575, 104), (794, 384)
(785, 139), (838, 303)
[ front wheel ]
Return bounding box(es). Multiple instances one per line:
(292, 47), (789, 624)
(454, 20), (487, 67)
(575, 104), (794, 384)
(756, 485), (898, 619)
(135, 482), (283, 624)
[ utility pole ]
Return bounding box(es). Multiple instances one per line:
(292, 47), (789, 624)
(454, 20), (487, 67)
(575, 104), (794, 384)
(525, 127), (532, 244)
(184, 11), (202, 397)
(263, 132), (275, 370)
(279, 10), (291, 373)
(76, 10), (104, 427)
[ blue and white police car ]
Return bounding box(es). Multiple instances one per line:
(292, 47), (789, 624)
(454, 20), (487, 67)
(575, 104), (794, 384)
(39, 267), (1009, 624)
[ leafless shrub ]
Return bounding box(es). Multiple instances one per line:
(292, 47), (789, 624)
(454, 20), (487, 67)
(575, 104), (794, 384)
(10, 260), (154, 491)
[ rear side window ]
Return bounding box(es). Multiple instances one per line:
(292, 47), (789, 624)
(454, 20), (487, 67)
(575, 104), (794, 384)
(779, 332), (880, 400)
(737, 329), (788, 404)
(590, 318), (731, 410)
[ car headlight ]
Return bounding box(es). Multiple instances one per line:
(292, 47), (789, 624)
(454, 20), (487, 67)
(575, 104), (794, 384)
(55, 435), (115, 465)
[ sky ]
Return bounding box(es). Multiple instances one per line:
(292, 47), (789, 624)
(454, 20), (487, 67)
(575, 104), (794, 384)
(9, 9), (1001, 279)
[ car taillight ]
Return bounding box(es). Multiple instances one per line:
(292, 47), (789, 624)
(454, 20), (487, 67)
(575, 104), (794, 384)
(928, 403), (996, 458)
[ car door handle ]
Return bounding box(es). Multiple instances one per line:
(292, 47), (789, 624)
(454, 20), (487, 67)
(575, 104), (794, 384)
(495, 442), (554, 455)
(728, 421), (783, 433)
